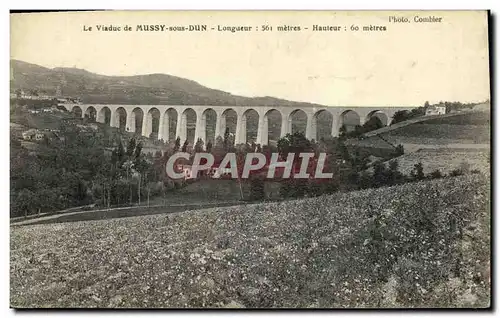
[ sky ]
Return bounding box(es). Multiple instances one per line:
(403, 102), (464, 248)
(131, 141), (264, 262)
(10, 11), (490, 107)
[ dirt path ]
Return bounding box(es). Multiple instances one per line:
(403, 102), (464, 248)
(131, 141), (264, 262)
(11, 201), (244, 227)
(403, 143), (490, 153)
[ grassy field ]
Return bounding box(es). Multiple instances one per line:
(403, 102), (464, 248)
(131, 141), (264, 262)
(178, 179), (282, 201)
(10, 174), (490, 308)
(347, 111), (490, 164)
(382, 124), (490, 146)
(388, 148), (490, 176)
(384, 111), (489, 145)
(10, 108), (75, 131)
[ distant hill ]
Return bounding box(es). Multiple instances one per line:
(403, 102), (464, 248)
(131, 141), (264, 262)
(10, 59), (326, 107)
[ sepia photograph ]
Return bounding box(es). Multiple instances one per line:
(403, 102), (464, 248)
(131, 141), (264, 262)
(9, 10), (491, 309)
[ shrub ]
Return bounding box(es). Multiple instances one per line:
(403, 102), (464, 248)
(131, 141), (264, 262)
(249, 178), (265, 200)
(430, 169), (443, 179)
(410, 162), (425, 181)
(449, 169), (464, 177)
(395, 144), (404, 156)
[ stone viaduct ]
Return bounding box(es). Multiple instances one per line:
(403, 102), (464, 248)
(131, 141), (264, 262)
(59, 103), (414, 145)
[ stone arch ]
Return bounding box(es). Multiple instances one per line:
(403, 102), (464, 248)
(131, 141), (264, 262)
(202, 108), (217, 146)
(241, 109), (259, 144)
(114, 107), (127, 130)
(129, 107), (144, 134)
(339, 110), (361, 133)
(263, 109), (282, 146)
(145, 107), (161, 138)
(313, 109), (334, 141)
(365, 110), (389, 127)
(179, 108), (197, 144)
(72, 105), (82, 118)
(84, 106), (97, 122)
(219, 108), (238, 145)
(289, 109), (308, 135)
(159, 108), (178, 143)
(97, 107), (111, 125)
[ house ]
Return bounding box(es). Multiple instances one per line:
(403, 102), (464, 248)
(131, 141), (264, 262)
(22, 129), (37, 140)
(59, 97), (82, 104)
(174, 164), (196, 180)
(35, 132), (45, 141)
(425, 105), (446, 116)
(21, 129), (52, 142)
(76, 123), (99, 132)
(208, 165), (233, 178)
(183, 166), (195, 179)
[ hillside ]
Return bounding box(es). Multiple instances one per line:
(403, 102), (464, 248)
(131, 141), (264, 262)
(10, 60), (325, 107)
(386, 148), (490, 176)
(362, 110), (490, 144)
(347, 110), (490, 153)
(11, 175), (490, 308)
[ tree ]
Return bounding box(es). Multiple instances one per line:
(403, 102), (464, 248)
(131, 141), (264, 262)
(112, 138), (125, 164)
(276, 132), (314, 198)
(214, 136), (224, 149)
(277, 132), (313, 159)
(349, 149), (370, 172)
(387, 160), (404, 185)
(430, 169), (443, 179)
(134, 141), (143, 159)
(122, 160), (135, 204)
(173, 137), (181, 152)
(133, 154), (150, 206)
(409, 107), (426, 118)
(391, 106), (426, 125)
(206, 140), (213, 153)
(391, 110), (410, 125)
(194, 138), (204, 153)
(354, 125), (364, 138)
(424, 101), (430, 108)
(339, 117), (385, 139)
(395, 144), (404, 156)
(411, 162), (425, 181)
(372, 160), (387, 188)
(9, 118), (167, 217)
(338, 125), (348, 139)
(181, 139), (189, 152)
(223, 127), (231, 150)
(249, 141), (257, 152)
(363, 116), (384, 133)
(250, 177), (265, 200)
(450, 168), (464, 177)
(16, 189), (36, 217)
(126, 138), (136, 157)
(154, 150), (162, 159)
